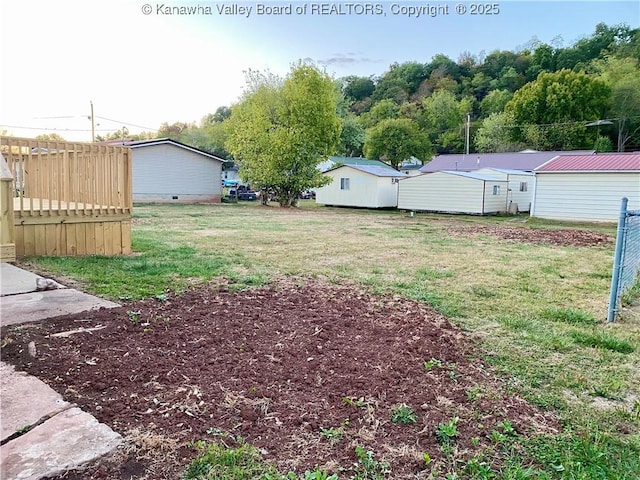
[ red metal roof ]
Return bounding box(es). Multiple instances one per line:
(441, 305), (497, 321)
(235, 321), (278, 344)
(536, 153), (640, 172)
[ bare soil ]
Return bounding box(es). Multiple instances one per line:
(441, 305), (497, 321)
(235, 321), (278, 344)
(1, 278), (559, 479)
(448, 224), (613, 247)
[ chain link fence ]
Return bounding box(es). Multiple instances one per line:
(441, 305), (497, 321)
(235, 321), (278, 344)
(608, 197), (640, 322)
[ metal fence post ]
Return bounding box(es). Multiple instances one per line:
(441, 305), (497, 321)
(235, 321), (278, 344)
(607, 197), (628, 322)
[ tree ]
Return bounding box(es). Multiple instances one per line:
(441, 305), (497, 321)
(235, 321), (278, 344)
(475, 112), (524, 152)
(372, 62), (429, 102)
(359, 99), (399, 128)
(596, 56), (640, 151)
(421, 90), (473, 153)
(364, 118), (431, 169)
(225, 64), (342, 207)
(35, 133), (66, 142)
(342, 76), (375, 102)
(479, 89), (513, 117)
(505, 69), (610, 149)
(338, 115), (365, 157)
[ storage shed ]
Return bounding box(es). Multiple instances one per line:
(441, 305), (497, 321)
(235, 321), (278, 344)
(475, 168), (534, 213)
(128, 138), (225, 203)
(397, 171), (508, 215)
(421, 150), (594, 173)
(316, 164), (407, 208)
(531, 153), (640, 222)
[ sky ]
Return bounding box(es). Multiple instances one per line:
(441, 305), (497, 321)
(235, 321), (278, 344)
(1, 0), (638, 141)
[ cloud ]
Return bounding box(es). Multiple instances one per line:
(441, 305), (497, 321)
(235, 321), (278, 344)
(317, 53), (381, 67)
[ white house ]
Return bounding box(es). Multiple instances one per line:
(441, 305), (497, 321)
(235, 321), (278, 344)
(531, 153), (640, 222)
(475, 168), (534, 213)
(127, 138), (225, 203)
(316, 164), (407, 208)
(397, 171), (509, 215)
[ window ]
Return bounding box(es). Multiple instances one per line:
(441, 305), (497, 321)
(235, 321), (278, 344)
(340, 178), (350, 190)
(492, 185), (501, 195)
(519, 182), (528, 192)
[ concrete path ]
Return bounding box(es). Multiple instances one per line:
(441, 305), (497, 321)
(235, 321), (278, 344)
(0, 263), (122, 479)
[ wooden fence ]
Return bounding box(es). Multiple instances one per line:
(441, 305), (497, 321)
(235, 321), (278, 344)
(0, 136), (132, 257)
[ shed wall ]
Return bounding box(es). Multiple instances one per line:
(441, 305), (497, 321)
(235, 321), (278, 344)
(316, 168), (398, 208)
(532, 172), (640, 221)
(398, 173), (507, 214)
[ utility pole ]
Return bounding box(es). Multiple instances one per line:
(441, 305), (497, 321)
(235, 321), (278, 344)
(90, 101), (95, 142)
(465, 113), (470, 155)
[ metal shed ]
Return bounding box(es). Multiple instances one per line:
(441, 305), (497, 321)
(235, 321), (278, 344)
(531, 153), (640, 222)
(397, 171), (508, 215)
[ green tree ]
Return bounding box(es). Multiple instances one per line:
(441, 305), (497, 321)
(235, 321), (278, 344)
(225, 64), (342, 207)
(596, 56), (640, 151)
(475, 112), (524, 152)
(364, 118), (431, 169)
(342, 76), (375, 102)
(421, 90), (473, 153)
(359, 99), (399, 128)
(505, 69), (610, 149)
(35, 133), (66, 142)
(479, 89), (513, 117)
(372, 61), (428, 102)
(338, 115), (365, 157)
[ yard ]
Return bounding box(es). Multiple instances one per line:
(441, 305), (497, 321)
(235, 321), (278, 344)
(2, 202), (639, 479)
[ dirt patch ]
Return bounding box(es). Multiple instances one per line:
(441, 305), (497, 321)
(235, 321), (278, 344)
(1, 278), (558, 479)
(449, 225), (613, 247)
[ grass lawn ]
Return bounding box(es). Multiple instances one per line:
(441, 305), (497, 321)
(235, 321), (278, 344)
(24, 201), (640, 479)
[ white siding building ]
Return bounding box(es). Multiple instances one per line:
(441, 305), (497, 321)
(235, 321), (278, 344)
(316, 164), (407, 208)
(128, 138), (224, 203)
(397, 171), (508, 215)
(531, 153), (640, 222)
(475, 168), (534, 213)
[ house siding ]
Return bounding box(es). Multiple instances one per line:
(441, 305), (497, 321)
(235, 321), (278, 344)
(397, 172), (508, 214)
(316, 167), (399, 208)
(475, 168), (533, 212)
(132, 144), (222, 203)
(531, 172), (640, 222)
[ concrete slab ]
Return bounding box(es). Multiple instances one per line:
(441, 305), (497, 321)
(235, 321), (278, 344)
(0, 289), (120, 327)
(0, 263), (43, 296)
(0, 363), (71, 442)
(0, 407), (122, 480)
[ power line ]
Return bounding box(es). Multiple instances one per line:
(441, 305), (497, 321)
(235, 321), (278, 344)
(0, 124), (116, 132)
(94, 116), (158, 131)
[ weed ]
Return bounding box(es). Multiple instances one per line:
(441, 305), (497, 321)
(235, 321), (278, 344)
(127, 310), (141, 323)
(424, 358), (444, 371)
(343, 396), (367, 409)
(154, 293), (169, 302)
(436, 417), (460, 444)
(16, 424), (31, 434)
(349, 445), (390, 479)
(183, 441), (279, 479)
(390, 404), (417, 424)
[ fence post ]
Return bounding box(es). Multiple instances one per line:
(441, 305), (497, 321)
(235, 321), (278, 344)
(607, 197), (628, 322)
(0, 153), (16, 262)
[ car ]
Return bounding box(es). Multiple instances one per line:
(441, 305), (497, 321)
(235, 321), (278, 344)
(298, 190), (316, 200)
(237, 190), (257, 201)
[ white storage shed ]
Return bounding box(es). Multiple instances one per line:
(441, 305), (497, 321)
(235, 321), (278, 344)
(397, 171), (509, 215)
(531, 153), (640, 222)
(316, 164), (407, 208)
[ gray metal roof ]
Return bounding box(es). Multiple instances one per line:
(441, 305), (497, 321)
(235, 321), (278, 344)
(421, 150), (595, 173)
(441, 171), (508, 182)
(348, 165), (407, 177)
